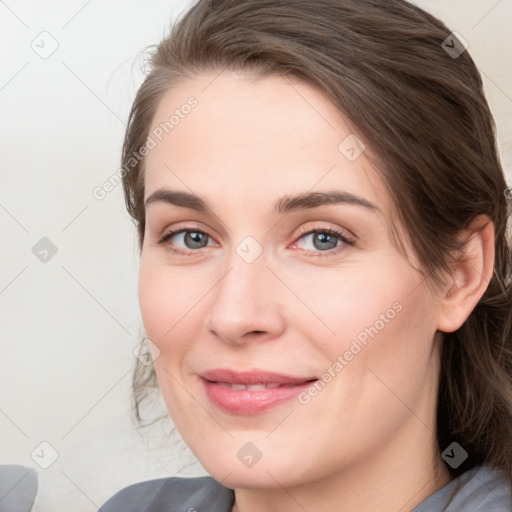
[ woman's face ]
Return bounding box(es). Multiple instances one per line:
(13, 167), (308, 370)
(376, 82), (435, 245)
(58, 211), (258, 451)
(139, 71), (446, 488)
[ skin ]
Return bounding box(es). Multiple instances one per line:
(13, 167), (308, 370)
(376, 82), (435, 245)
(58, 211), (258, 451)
(138, 70), (495, 512)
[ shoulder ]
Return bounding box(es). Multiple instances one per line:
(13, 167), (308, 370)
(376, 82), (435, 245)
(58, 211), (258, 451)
(452, 465), (512, 511)
(98, 475), (234, 512)
(414, 465), (512, 512)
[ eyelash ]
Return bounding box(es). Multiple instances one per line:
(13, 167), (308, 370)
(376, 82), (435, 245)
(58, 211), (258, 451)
(293, 226), (354, 256)
(157, 225), (354, 257)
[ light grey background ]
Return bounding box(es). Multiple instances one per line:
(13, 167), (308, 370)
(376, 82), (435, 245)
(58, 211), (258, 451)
(1, 1), (511, 510)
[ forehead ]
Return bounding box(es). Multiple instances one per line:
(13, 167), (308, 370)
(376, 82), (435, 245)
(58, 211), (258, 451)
(144, 70), (389, 214)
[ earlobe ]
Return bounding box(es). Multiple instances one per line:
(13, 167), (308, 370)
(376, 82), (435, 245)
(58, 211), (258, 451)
(437, 215), (495, 333)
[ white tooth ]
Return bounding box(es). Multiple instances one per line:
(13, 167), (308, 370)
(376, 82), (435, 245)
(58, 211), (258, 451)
(217, 382), (244, 389)
(218, 382), (282, 390)
(230, 383), (247, 390)
(246, 384), (266, 391)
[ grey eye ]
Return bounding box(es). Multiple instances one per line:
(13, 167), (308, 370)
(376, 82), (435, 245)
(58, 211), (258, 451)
(311, 232), (338, 250)
(182, 231), (209, 249)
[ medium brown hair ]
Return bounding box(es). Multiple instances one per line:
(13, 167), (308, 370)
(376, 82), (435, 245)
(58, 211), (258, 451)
(124, 0), (512, 485)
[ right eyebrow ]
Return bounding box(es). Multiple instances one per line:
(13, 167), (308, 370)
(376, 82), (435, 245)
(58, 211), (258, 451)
(144, 189), (212, 213)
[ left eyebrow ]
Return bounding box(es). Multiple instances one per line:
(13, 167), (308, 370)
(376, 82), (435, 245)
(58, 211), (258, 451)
(144, 188), (379, 214)
(273, 191), (380, 215)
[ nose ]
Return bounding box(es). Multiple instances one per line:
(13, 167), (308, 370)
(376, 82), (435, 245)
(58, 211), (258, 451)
(204, 251), (286, 346)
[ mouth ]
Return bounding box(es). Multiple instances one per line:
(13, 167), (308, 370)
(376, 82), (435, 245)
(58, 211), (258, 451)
(200, 369), (318, 415)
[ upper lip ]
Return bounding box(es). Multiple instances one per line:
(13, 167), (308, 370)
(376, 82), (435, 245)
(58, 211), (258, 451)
(200, 368), (317, 385)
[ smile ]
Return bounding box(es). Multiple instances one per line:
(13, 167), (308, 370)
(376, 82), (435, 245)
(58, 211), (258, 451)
(200, 369), (318, 415)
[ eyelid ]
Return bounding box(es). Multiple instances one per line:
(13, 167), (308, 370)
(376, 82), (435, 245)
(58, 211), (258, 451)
(159, 226), (216, 245)
(158, 220), (214, 240)
(292, 222), (354, 241)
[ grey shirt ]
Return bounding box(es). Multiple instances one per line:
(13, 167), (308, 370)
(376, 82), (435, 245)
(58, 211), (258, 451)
(98, 465), (511, 511)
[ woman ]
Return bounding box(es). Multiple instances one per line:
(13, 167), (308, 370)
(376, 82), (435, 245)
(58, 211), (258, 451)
(99, 0), (512, 510)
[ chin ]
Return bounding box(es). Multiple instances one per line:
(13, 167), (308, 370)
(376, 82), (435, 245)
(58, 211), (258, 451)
(189, 440), (309, 490)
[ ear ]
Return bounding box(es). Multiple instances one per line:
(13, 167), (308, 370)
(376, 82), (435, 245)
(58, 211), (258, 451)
(437, 215), (495, 333)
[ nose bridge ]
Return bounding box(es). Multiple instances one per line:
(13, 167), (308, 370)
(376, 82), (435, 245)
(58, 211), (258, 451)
(205, 244), (285, 343)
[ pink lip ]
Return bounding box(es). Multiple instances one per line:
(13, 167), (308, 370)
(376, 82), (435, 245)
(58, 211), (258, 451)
(200, 369), (318, 415)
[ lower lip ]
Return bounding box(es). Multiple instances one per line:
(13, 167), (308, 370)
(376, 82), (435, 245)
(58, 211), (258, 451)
(202, 379), (316, 415)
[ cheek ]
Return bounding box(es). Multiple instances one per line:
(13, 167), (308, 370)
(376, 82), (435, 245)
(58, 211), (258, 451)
(138, 259), (187, 352)
(291, 267), (439, 449)
(289, 262), (409, 348)
(294, 257), (437, 376)
(332, 272), (438, 417)
(137, 256), (214, 356)
(138, 262), (167, 345)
